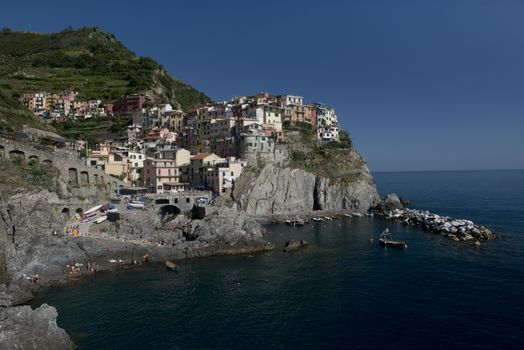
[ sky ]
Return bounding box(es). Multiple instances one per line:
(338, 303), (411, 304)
(1, 0), (523, 171)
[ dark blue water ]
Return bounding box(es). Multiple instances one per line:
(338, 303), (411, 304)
(33, 170), (524, 349)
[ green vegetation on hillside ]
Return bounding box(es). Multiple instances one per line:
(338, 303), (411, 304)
(282, 123), (362, 183)
(0, 26), (211, 131)
(52, 115), (132, 146)
(0, 157), (60, 196)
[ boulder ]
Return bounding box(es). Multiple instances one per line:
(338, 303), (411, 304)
(381, 193), (404, 212)
(283, 240), (309, 252)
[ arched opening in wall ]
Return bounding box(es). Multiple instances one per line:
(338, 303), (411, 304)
(61, 208), (70, 219)
(159, 205), (180, 217)
(174, 198), (178, 204)
(0, 144), (5, 158)
(186, 197), (190, 203)
(75, 208), (83, 215)
(28, 155), (39, 165)
(80, 171), (89, 185)
(43, 159), (52, 166)
(155, 198), (170, 205)
(9, 150), (25, 163)
(93, 174), (99, 184)
(342, 197), (348, 210)
(68, 168), (78, 185)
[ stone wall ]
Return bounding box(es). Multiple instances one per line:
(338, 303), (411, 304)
(0, 138), (126, 198)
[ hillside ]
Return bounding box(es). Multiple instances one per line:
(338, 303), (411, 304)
(0, 26), (211, 131)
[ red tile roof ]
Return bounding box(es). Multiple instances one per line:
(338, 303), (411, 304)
(191, 153), (211, 160)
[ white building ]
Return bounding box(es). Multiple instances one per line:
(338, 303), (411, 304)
(280, 95), (303, 107)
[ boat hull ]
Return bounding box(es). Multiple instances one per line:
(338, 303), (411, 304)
(379, 238), (407, 249)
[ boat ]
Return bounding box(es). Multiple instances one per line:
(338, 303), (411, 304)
(378, 228), (407, 249)
(324, 216), (333, 220)
(312, 217), (324, 222)
(165, 260), (178, 271)
(84, 204), (103, 215)
(286, 217), (305, 226)
(127, 202), (145, 210)
(367, 213), (375, 217)
(94, 215), (107, 224)
(344, 213), (352, 218)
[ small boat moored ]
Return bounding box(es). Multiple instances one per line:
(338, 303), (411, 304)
(165, 260), (178, 271)
(94, 215), (107, 224)
(286, 216), (305, 226)
(378, 228), (407, 249)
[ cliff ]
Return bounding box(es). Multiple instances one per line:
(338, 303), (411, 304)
(232, 129), (380, 216)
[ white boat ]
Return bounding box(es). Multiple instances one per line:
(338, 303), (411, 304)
(352, 212), (363, 218)
(324, 216), (333, 220)
(94, 215), (107, 224)
(344, 213), (352, 217)
(312, 217), (324, 221)
(127, 202), (145, 209)
(84, 204), (103, 215)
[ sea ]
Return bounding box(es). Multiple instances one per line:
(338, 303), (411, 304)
(32, 170), (524, 349)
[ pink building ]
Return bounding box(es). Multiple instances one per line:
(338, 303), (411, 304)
(143, 149), (191, 193)
(205, 158), (246, 194)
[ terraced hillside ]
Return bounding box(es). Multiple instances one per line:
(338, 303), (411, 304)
(0, 26), (211, 132)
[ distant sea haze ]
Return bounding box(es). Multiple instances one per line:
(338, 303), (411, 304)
(34, 170), (524, 349)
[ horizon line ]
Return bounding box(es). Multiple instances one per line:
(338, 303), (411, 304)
(372, 168), (524, 173)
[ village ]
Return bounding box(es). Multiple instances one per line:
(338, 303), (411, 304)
(19, 90), (341, 196)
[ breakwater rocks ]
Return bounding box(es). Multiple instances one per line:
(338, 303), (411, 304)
(385, 208), (497, 242)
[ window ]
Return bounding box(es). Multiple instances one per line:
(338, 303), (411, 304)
(186, 197), (190, 203)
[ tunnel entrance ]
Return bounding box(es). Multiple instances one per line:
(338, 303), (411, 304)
(159, 205), (180, 216)
(61, 208), (70, 219)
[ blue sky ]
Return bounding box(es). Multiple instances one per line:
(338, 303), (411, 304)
(1, 0), (523, 171)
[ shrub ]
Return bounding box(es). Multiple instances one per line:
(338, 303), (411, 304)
(291, 150), (306, 161)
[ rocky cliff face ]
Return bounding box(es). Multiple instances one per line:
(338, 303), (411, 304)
(233, 147), (380, 216)
(0, 303), (74, 350)
(233, 166), (316, 215)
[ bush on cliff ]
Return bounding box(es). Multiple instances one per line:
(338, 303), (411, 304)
(0, 158), (60, 195)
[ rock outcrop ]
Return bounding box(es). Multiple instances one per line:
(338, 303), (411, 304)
(0, 303), (74, 350)
(283, 240), (309, 252)
(373, 193), (404, 212)
(233, 165), (316, 215)
(232, 149), (380, 216)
